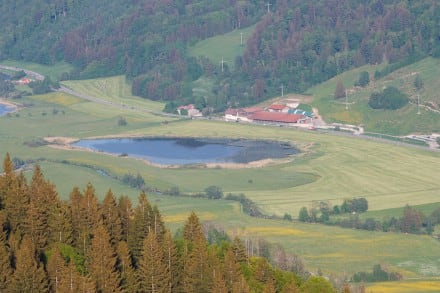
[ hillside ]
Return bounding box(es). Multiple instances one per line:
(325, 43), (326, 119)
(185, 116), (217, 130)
(0, 1), (438, 114)
(307, 57), (440, 135)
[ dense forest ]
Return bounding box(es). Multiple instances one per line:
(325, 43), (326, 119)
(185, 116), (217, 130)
(0, 0), (438, 111)
(0, 153), (347, 292)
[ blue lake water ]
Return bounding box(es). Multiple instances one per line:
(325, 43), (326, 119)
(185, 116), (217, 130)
(0, 104), (14, 116)
(72, 137), (298, 165)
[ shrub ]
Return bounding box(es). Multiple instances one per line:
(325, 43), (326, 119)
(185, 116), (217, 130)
(117, 116), (127, 126)
(368, 86), (408, 110)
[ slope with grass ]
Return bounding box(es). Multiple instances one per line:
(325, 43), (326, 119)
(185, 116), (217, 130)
(307, 58), (440, 135)
(188, 25), (255, 69)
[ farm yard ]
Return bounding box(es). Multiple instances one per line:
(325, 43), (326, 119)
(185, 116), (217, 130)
(1, 62), (440, 285)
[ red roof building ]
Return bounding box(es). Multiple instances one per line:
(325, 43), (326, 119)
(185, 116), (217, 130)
(250, 112), (304, 124)
(268, 104), (287, 112)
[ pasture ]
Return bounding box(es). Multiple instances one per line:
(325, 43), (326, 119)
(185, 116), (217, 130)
(1, 72), (440, 278)
(307, 57), (440, 135)
(188, 25), (255, 69)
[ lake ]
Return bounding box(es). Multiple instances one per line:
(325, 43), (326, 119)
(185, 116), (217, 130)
(0, 103), (14, 116)
(72, 137), (298, 165)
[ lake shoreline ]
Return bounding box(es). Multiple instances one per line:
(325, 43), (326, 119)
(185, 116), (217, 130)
(44, 135), (297, 169)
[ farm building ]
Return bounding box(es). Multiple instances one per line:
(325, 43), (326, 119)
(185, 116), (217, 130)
(250, 112), (306, 125)
(224, 107), (264, 122)
(267, 104), (288, 112)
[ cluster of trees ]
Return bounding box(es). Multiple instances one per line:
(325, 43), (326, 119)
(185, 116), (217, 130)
(299, 198), (369, 223)
(300, 198), (440, 235)
(368, 86), (408, 110)
(1, 1), (439, 112)
(0, 153), (344, 292)
(351, 264), (401, 283)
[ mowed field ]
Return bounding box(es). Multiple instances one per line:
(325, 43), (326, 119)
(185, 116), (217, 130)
(187, 25), (255, 69)
(1, 72), (440, 279)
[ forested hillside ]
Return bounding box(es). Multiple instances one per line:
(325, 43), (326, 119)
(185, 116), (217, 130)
(0, 153), (342, 292)
(0, 0), (438, 111)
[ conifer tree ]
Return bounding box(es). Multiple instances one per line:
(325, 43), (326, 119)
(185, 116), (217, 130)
(151, 205), (166, 241)
(2, 161), (29, 238)
(100, 189), (123, 247)
(231, 237), (248, 264)
(70, 184), (100, 257)
(231, 275), (250, 293)
(11, 236), (49, 292)
(87, 225), (121, 293)
(0, 212), (12, 291)
(118, 195), (133, 242)
(212, 267), (228, 293)
(137, 231), (170, 293)
(223, 249), (243, 291)
(162, 230), (181, 292)
(128, 191), (153, 265)
(183, 213), (212, 292)
(183, 212), (204, 243)
(64, 260), (96, 293)
(47, 244), (68, 292)
(116, 241), (136, 293)
(0, 153), (15, 208)
(51, 201), (73, 245)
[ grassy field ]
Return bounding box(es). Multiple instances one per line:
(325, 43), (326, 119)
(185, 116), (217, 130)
(188, 25), (255, 69)
(1, 69), (440, 280)
(1, 60), (73, 81)
(307, 58), (440, 135)
(366, 280), (440, 293)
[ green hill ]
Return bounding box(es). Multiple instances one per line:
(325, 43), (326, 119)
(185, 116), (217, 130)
(307, 57), (440, 135)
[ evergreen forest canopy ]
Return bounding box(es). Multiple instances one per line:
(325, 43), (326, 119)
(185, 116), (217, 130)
(0, 153), (343, 292)
(0, 0), (439, 111)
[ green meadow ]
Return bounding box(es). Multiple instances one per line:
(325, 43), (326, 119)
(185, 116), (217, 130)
(1, 64), (440, 279)
(307, 58), (440, 135)
(188, 25), (255, 69)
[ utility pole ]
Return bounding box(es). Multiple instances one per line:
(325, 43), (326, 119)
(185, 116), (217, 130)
(417, 94), (421, 114)
(266, 2), (271, 13)
(221, 57), (227, 73)
(240, 32), (243, 46)
(345, 89), (348, 110)
(280, 84), (284, 97)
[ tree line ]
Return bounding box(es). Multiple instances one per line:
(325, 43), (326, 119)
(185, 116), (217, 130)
(0, 1), (439, 113)
(299, 198), (440, 235)
(0, 153), (347, 292)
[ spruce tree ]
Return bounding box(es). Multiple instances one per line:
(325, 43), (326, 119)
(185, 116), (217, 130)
(87, 225), (121, 293)
(2, 158), (29, 238)
(116, 241), (136, 293)
(183, 213), (212, 292)
(0, 213), (12, 291)
(0, 153), (15, 208)
(11, 236), (49, 292)
(183, 212), (204, 243)
(137, 231), (170, 293)
(223, 249), (243, 291)
(162, 230), (181, 292)
(231, 237), (248, 264)
(128, 191), (153, 265)
(231, 275), (250, 293)
(47, 244), (68, 292)
(118, 195), (133, 242)
(100, 189), (123, 247)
